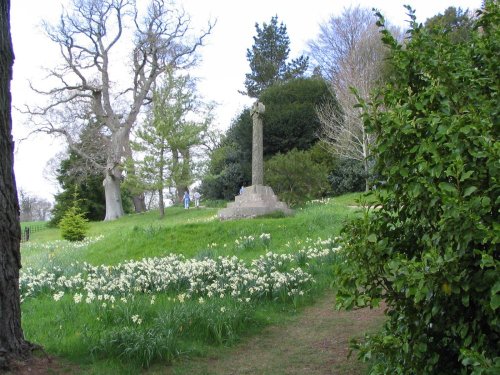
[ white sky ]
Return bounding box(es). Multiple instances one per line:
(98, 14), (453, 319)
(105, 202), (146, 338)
(10, 0), (481, 201)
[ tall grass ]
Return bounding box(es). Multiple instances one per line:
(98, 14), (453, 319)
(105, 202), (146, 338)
(20, 194), (364, 373)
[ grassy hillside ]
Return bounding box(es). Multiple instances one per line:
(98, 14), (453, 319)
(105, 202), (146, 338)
(20, 194), (367, 374)
(22, 195), (363, 268)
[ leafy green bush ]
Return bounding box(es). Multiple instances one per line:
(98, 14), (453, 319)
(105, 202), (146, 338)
(198, 159), (245, 202)
(59, 201), (89, 242)
(265, 148), (330, 206)
(328, 159), (366, 196)
(336, 3), (499, 374)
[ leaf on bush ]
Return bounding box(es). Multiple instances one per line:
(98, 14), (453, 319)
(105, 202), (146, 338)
(460, 170), (474, 182)
(439, 182), (457, 194)
(463, 186), (477, 197)
(491, 294), (500, 311)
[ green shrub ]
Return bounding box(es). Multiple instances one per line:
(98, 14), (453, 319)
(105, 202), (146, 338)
(200, 162), (246, 201)
(336, 4), (499, 374)
(328, 159), (366, 196)
(59, 204), (89, 242)
(265, 148), (330, 206)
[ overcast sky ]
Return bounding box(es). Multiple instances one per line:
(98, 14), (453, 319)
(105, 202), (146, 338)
(10, 0), (482, 201)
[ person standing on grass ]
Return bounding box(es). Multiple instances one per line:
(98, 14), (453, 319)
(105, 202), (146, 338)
(193, 191), (201, 208)
(183, 190), (190, 209)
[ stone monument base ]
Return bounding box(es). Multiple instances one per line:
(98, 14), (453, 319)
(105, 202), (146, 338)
(218, 184), (292, 220)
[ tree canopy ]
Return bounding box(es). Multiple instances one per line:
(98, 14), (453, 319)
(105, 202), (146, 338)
(228, 77), (332, 162)
(425, 6), (474, 42)
(130, 69), (211, 215)
(244, 15), (308, 98)
(260, 77), (333, 156)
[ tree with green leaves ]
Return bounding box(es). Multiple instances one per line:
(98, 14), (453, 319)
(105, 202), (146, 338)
(230, 77), (332, 162)
(131, 69), (211, 216)
(260, 78), (332, 155)
(425, 6), (474, 43)
(199, 137), (248, 200)
(244, 15), (308, 98)
(336, 3), (499, 373)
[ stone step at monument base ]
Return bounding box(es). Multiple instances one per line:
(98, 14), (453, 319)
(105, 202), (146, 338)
(218, 184), (292, 220)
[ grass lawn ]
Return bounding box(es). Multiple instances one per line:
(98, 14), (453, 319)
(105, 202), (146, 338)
(19, 193), (377, 374)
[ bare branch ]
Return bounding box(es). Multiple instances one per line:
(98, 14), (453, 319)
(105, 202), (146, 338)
(25, 0), (213, 219)
(312, 6), (391, 191)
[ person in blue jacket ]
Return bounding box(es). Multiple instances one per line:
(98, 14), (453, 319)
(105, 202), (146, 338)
(183, 190), (190, 209)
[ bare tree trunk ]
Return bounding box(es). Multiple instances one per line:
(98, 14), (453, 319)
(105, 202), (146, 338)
(131, 194), (146, 213)
(0, 0), (33, 368)
(177, 148), (191, 200)
(158, 144), (165, 218)
(103, 170), (124, 221)
(146, 191), (155, 210)
(123, 138), (146, 213)
(364, 158), (370, 192)
(172, 149), (184, 202)
(103, 129), (125, 221)
(158, 189), (165, 218)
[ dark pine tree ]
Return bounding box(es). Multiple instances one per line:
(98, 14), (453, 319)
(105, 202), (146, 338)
(244, 15), (309, 98)
(50, 151), (107, 226)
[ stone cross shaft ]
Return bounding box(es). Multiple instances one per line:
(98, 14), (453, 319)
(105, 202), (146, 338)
(251, 101), (265, 185)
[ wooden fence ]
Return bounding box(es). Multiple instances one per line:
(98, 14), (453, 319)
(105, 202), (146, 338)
(20, 224), (47, 242)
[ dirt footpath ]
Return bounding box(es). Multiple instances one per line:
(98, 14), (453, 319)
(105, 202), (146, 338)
(161, 295), (385, 375)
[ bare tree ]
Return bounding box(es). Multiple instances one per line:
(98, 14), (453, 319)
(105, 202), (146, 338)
(0, 0), (33, 368)
(25, 0), (213, 220)
(18, 190), (52, 222)
(309, 6), (393, 190)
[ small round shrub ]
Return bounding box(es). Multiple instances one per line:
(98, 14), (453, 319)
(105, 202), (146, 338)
(59, 205), (89, 242)
(265, 148), (330, 206)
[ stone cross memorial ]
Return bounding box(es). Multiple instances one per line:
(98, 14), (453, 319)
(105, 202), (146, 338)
(219, 100), (292, 220)
(251, 101), (265, 185)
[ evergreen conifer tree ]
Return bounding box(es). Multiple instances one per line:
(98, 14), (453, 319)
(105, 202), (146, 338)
(244, 16), (308, 98)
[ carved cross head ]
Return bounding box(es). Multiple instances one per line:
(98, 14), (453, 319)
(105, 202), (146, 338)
(251, 101), (265, 117)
